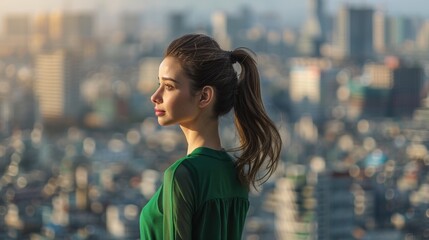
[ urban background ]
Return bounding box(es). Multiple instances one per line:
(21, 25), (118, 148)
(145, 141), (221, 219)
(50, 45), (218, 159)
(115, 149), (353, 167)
(1, 0), (429, 239)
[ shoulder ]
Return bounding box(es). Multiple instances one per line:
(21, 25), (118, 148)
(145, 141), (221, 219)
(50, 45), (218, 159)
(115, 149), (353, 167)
(163, 158), (198, 200)
(164, 155), (190, 175)
(163, 156), (197, 185)
(165, 154), (206, 178)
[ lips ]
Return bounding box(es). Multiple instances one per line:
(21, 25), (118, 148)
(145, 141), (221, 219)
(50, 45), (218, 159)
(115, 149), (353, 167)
(154, 108), (166, 116)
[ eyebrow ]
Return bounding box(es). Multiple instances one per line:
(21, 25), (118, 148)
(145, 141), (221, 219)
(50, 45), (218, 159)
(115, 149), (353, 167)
(159, 76), (180, 84)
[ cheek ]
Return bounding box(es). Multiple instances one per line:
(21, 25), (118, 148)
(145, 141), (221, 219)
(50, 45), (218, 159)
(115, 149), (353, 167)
(171, 94), (197, 114)
(164, 94), (184, 112)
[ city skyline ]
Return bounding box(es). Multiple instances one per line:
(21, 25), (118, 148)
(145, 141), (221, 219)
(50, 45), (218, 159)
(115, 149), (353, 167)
(0, 0), (428, 28)
(0, 0), (428, 239)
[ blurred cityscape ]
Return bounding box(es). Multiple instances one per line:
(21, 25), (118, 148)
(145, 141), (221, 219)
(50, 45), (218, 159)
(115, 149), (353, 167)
(1, 0), (429, 239)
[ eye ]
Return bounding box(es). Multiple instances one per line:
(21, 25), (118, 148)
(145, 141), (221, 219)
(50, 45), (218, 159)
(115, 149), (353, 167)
(164, 84), (174, 91)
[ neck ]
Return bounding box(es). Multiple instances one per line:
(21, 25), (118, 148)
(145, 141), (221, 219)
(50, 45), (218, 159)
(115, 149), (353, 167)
(180, 119), (222, 155)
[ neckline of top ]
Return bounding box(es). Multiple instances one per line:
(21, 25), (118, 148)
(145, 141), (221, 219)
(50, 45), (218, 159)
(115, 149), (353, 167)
(188, 147), (232, 160)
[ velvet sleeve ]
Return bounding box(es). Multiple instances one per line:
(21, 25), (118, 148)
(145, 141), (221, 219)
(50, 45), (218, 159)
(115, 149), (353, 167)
(163, 163), (196, 240)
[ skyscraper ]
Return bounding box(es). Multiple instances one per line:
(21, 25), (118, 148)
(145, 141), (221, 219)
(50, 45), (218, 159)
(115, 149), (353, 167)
(168, 12), (188, 41)
(299, 0), (326, 56)
(334, 5), (374, 63)
(289, 58), (338, 122)
(1, 14), (31, 55)
(387, 66), (424, 118)
(416, 20), (429, 52)
(0, 81), (11, 135)
(373, 10), (386, 54)
(361, 63), (392, 118)
(34, 50), (81, 125)
(120, 12), (142, 42)
(385, 16), (420, 52)
(316, 171), (355, 240)
(211, 11), (232, 50)
(49, 11), (94, 43)
(3, 14), (30, 37)
(274, 169), (316, 239)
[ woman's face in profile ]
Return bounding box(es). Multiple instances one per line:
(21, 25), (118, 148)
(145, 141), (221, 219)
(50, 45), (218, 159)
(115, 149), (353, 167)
(151, 56), (201, 127)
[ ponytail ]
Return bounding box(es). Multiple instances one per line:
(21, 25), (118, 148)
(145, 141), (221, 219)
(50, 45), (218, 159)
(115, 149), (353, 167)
(231, 49), (282, 189)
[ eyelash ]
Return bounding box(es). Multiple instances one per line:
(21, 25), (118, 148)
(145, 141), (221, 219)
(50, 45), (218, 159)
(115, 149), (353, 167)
(157, 81), (175, 91)
(164, 84), (174, 91)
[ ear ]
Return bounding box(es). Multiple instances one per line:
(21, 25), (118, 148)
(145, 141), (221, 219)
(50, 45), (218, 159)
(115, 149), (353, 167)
(198, 86), (215, 108)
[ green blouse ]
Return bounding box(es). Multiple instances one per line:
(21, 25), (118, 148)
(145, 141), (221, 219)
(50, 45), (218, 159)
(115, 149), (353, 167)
(140, 147), (249, 240)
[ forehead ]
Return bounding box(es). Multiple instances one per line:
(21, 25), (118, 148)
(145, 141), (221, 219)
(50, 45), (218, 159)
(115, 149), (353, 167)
(159, 56), (185, 79)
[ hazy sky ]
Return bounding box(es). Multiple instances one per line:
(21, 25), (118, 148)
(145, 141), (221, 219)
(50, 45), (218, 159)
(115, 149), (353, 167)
(0, 0), (428, 27)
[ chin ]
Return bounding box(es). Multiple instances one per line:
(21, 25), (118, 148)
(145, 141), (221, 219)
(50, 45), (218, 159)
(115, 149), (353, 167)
(157, 119), (174, 126)
(157, 121), (167, 126)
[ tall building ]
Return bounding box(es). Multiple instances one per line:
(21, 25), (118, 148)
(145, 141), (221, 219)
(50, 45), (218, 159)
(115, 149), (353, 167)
(32, 13), (51, 53)
(373, 10), (386, 54)
(24, 11), (97, 57)
(3, 14), (30, 37)
(50, 11), (94, 42)
(0, 81), (11, 135)
(299, 0), (326, 56)
(34, 50), (81, 125)
(1, 11), (95, 55)
(120, 12), (142, 42)
(0, 79), (37, 133)
(416, 20), (429, 52)
(361, 63), (392, 118)
(334, 5), (374, 62)
(289, 58), (338, 122)
(1, 14), (31, 55)
(385, 16), (420, 51)
(387, 66), (424, 118)
(226, 6), (253, 46)
(168, 12), (188, 41)
(32, 11), (96, 56)
(211, 11), (232, 50)
(362, 87), (390, 118)
(316, 171), (355, 240)
(290, 64), (322, 119)
(274, 167), (316, 239)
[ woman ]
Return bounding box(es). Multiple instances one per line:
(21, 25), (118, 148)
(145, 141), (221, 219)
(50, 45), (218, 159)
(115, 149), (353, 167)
(140, 33), (282, 239)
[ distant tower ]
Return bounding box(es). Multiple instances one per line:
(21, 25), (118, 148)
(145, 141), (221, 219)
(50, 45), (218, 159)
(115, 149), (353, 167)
(0, 81), (11, 134)
(361, 63), (392, 118)
(211, 11), (232, 50)
(3, 14), (30, 38)
(120, 12), (142, 42)
(2, 14), (31, 53)
(46, 11), (95, 54)
(416, 20), (429, 52)
(387, 66), (424, 118)
(334, 5), (374, 63)
(299, 0), (325, 56)
(316, 171), (355, 240)
(290, 64), (322, 118)
(289, 58), (338, 123)
(373, 10), (386, 54)
(274, 166), (317, 239)
(34, 50), (81, 126)
(168, 12), (188, 41)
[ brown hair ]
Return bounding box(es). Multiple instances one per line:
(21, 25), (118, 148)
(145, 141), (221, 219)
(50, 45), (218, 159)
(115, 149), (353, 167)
(165, 34), (282, 189)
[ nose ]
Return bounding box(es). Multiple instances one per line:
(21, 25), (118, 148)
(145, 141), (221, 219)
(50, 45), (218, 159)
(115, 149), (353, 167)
(151, 87), (162, 104)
